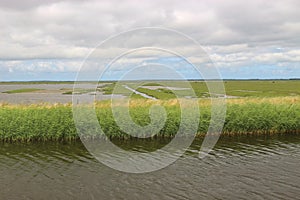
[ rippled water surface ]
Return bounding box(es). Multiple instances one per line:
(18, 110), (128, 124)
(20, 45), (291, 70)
(1, 134), (300, 200)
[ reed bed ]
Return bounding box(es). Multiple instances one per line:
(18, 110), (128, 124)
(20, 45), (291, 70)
(0, 97), (299, 142)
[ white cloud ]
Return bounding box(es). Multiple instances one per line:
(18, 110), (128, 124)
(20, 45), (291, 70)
(0, 0), (299, 78)
(0, 60), (81, 73)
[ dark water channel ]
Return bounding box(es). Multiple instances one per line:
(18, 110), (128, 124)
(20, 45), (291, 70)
(1, 134), (300, 200)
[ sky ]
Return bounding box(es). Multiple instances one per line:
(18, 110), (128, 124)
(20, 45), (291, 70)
(0, 0), (299, 81)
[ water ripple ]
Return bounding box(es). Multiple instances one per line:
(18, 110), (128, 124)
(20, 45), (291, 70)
(0, 135), (300, 199)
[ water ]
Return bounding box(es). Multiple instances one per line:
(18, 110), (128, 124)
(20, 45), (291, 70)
(123, 85), (157, 100)
(0, 84), (125, 104)
(1, 134), (300, 200)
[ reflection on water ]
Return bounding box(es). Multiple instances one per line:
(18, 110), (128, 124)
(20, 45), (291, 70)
(1, 134), (300, 200)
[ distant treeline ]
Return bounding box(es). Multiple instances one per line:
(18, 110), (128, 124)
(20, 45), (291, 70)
(0, 78), (300, 84)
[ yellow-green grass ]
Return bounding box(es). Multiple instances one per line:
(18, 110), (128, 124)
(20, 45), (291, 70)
(0, 97), (299, 142)
(3, 88), (44, 94)
(99, 80), (300, 98)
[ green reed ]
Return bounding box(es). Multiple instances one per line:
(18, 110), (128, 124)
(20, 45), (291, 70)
(0, 98), (299, 142)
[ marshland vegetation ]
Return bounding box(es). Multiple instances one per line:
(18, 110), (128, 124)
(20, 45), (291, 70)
(0, 96), (299, 142)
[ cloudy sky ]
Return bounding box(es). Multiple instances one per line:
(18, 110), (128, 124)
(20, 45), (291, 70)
(0, 0), (299, 81)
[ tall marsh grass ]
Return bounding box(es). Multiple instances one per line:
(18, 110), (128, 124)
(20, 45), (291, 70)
(0, 97), (299, 142)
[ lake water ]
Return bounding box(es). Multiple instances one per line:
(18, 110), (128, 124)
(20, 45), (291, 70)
(0, 84), (125, 104)
(1, 134), (300, 199)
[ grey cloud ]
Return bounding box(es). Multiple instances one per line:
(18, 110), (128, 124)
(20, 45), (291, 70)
(0, 0), (299, 76)
(0, 0), (87, 10)
(210, 0), (300, 45)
